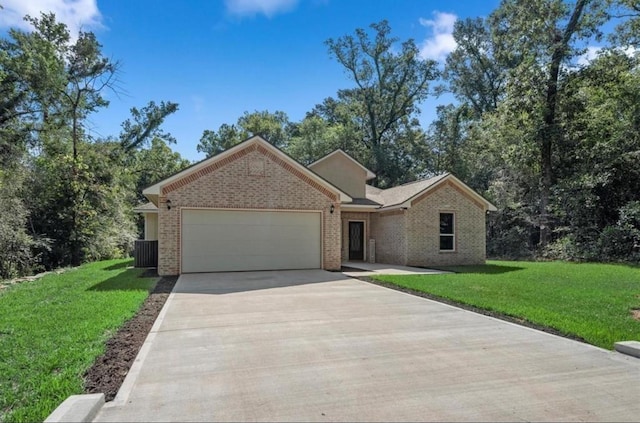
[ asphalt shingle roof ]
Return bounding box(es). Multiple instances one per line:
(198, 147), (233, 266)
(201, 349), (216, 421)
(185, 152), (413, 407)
(365, 173), (449, 208)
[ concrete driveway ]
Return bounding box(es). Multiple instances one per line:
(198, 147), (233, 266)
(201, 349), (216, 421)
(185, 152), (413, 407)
(95, 270), (640, 422)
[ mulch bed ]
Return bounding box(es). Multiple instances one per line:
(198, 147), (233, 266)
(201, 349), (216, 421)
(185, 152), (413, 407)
(83, 273), (178, 401)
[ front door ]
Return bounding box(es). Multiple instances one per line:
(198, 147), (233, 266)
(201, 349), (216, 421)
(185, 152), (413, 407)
(348, 221), (364, 261)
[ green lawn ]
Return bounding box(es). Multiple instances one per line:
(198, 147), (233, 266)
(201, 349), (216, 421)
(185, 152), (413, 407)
(373, 260), (640, 350)
(0, 259), (156, 423)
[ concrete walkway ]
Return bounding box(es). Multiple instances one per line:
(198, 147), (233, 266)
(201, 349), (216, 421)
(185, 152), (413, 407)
(95, 270), (640, 422)
(342, 261), (448, 276)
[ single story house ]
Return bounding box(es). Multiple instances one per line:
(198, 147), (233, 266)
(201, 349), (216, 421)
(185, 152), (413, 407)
(136, 135), (496, 275)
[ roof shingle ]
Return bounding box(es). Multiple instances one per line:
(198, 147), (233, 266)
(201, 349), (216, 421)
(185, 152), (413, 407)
(365, 174), (449, 208)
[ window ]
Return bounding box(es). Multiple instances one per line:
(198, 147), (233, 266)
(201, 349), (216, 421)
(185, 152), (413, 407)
(439, 212), (455, 251)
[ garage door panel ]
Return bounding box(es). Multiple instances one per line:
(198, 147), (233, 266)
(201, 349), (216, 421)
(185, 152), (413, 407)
(181, 209), (321, 273)
(184, 253), (319, 273)
(183, 239), (320, 257)
(182, 227), (319, 245)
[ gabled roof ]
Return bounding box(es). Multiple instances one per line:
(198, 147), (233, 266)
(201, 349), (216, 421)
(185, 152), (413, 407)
(366, 173), (497, 211)
(308, 149), (376, 180)
(366, 174), (448, 208)
(143, 136), (352, 203)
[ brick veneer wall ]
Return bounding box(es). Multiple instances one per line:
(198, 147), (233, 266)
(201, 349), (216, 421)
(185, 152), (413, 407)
(341, 211), (371, 261)
(370, 210), (407, 265)
(406, 182), (486, 266)
(157, 145), (341, 275)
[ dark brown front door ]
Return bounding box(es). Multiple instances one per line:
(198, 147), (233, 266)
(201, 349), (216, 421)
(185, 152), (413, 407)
(348, 221), (364, 260)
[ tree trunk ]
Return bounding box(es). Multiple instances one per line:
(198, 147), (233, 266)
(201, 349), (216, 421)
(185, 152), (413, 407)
(538, 0), (588, 249)
(70, 107), (81, 266)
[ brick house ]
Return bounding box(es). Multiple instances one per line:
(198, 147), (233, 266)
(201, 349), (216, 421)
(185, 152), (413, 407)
(136, 135), (496, 276)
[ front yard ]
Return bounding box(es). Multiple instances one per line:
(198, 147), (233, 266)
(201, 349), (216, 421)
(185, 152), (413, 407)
(0, 259), (156, 423)
(372, 260), (640, 350)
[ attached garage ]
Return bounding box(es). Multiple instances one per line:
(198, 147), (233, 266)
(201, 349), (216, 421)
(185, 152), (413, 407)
(181, 209), (322, 273)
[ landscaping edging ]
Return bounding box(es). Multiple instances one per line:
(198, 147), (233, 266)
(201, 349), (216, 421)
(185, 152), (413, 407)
(83, 274), (178, 401)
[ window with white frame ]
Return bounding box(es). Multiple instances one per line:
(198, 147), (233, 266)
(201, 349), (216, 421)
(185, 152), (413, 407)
(439, 212), (455, 251)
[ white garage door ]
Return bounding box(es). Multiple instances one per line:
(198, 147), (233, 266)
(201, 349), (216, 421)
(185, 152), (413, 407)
(181, 209), (321, 273)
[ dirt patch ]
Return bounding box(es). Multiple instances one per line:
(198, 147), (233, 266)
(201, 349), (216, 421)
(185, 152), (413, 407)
(631, 309), (640, 321)
(83, 274), (178, 401)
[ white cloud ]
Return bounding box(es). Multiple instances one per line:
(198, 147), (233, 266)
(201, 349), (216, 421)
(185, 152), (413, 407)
(0, 0), (102, 35)
(418, 11), (457, 62)
(577, 46), (602, 66)
(577, 45), (638, 66)
(225, 0), (298, 18)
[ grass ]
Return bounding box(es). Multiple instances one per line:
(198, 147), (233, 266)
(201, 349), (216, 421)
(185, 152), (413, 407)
(0, 259), (156, 423)
(372, 260), (640, 350)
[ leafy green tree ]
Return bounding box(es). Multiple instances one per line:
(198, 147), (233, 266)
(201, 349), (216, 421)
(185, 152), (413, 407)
(134, 137), (191, 200)
(287, 97), (367, 165)
(426, 104), (471, 178)
(443, 17), (511, 116)
(547, 50), (640, 259)
(0, 12), (182, 270)
(120, 101), (179, 151)
(238, 110), (291, 148)
(197, 110), (291, 157)
(64, 30), (118, 264)
(287, 115), (347, 165)
(0, 165), (44, 278)
(607, 0), (640, 46)
(489, 0), (606, 247)
(325, 20), (438, 185)
(132, 137), (190, 236)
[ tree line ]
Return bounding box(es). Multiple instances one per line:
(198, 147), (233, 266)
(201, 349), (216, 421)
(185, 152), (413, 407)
(198, 0), (640, 263)
(0, 13), (188, 278)
(2, 0), (640, 279)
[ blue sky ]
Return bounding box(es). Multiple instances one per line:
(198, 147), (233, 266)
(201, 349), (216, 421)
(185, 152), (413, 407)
(1, 0), (502, 162)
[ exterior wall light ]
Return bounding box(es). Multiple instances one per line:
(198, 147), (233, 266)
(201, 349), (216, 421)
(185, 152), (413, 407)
(330, 204), (335, 214)
(166, 199), (172, 210)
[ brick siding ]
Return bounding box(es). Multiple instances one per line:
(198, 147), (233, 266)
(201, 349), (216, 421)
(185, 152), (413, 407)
(370, 209), (407, 265)
(405, 182), (486, 266)
(157, 146), (341, 275)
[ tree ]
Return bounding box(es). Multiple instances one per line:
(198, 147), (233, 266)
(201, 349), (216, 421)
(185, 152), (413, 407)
(62, 27), (118, 264)
(0, 164), (44, 278)
(287, 97), (367, 165)
(197, 110), (291, 157)
(120, 101), (179, 151)
(489, 0), (606, 248)
(426, 104), (471, 178)
(134, 137), (190, 201)
(0, 13), (175, 270)
(607, 0), (640, 46)
(443, 17), (512, 116)
(549, 50), (640, 259)
(325, 20), (438, 185)
(287, 115), (347, 165)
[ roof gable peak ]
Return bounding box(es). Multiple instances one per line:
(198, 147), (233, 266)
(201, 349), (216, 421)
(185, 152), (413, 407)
(308, 149), (376, 180)
(142, 135), (352, 203)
